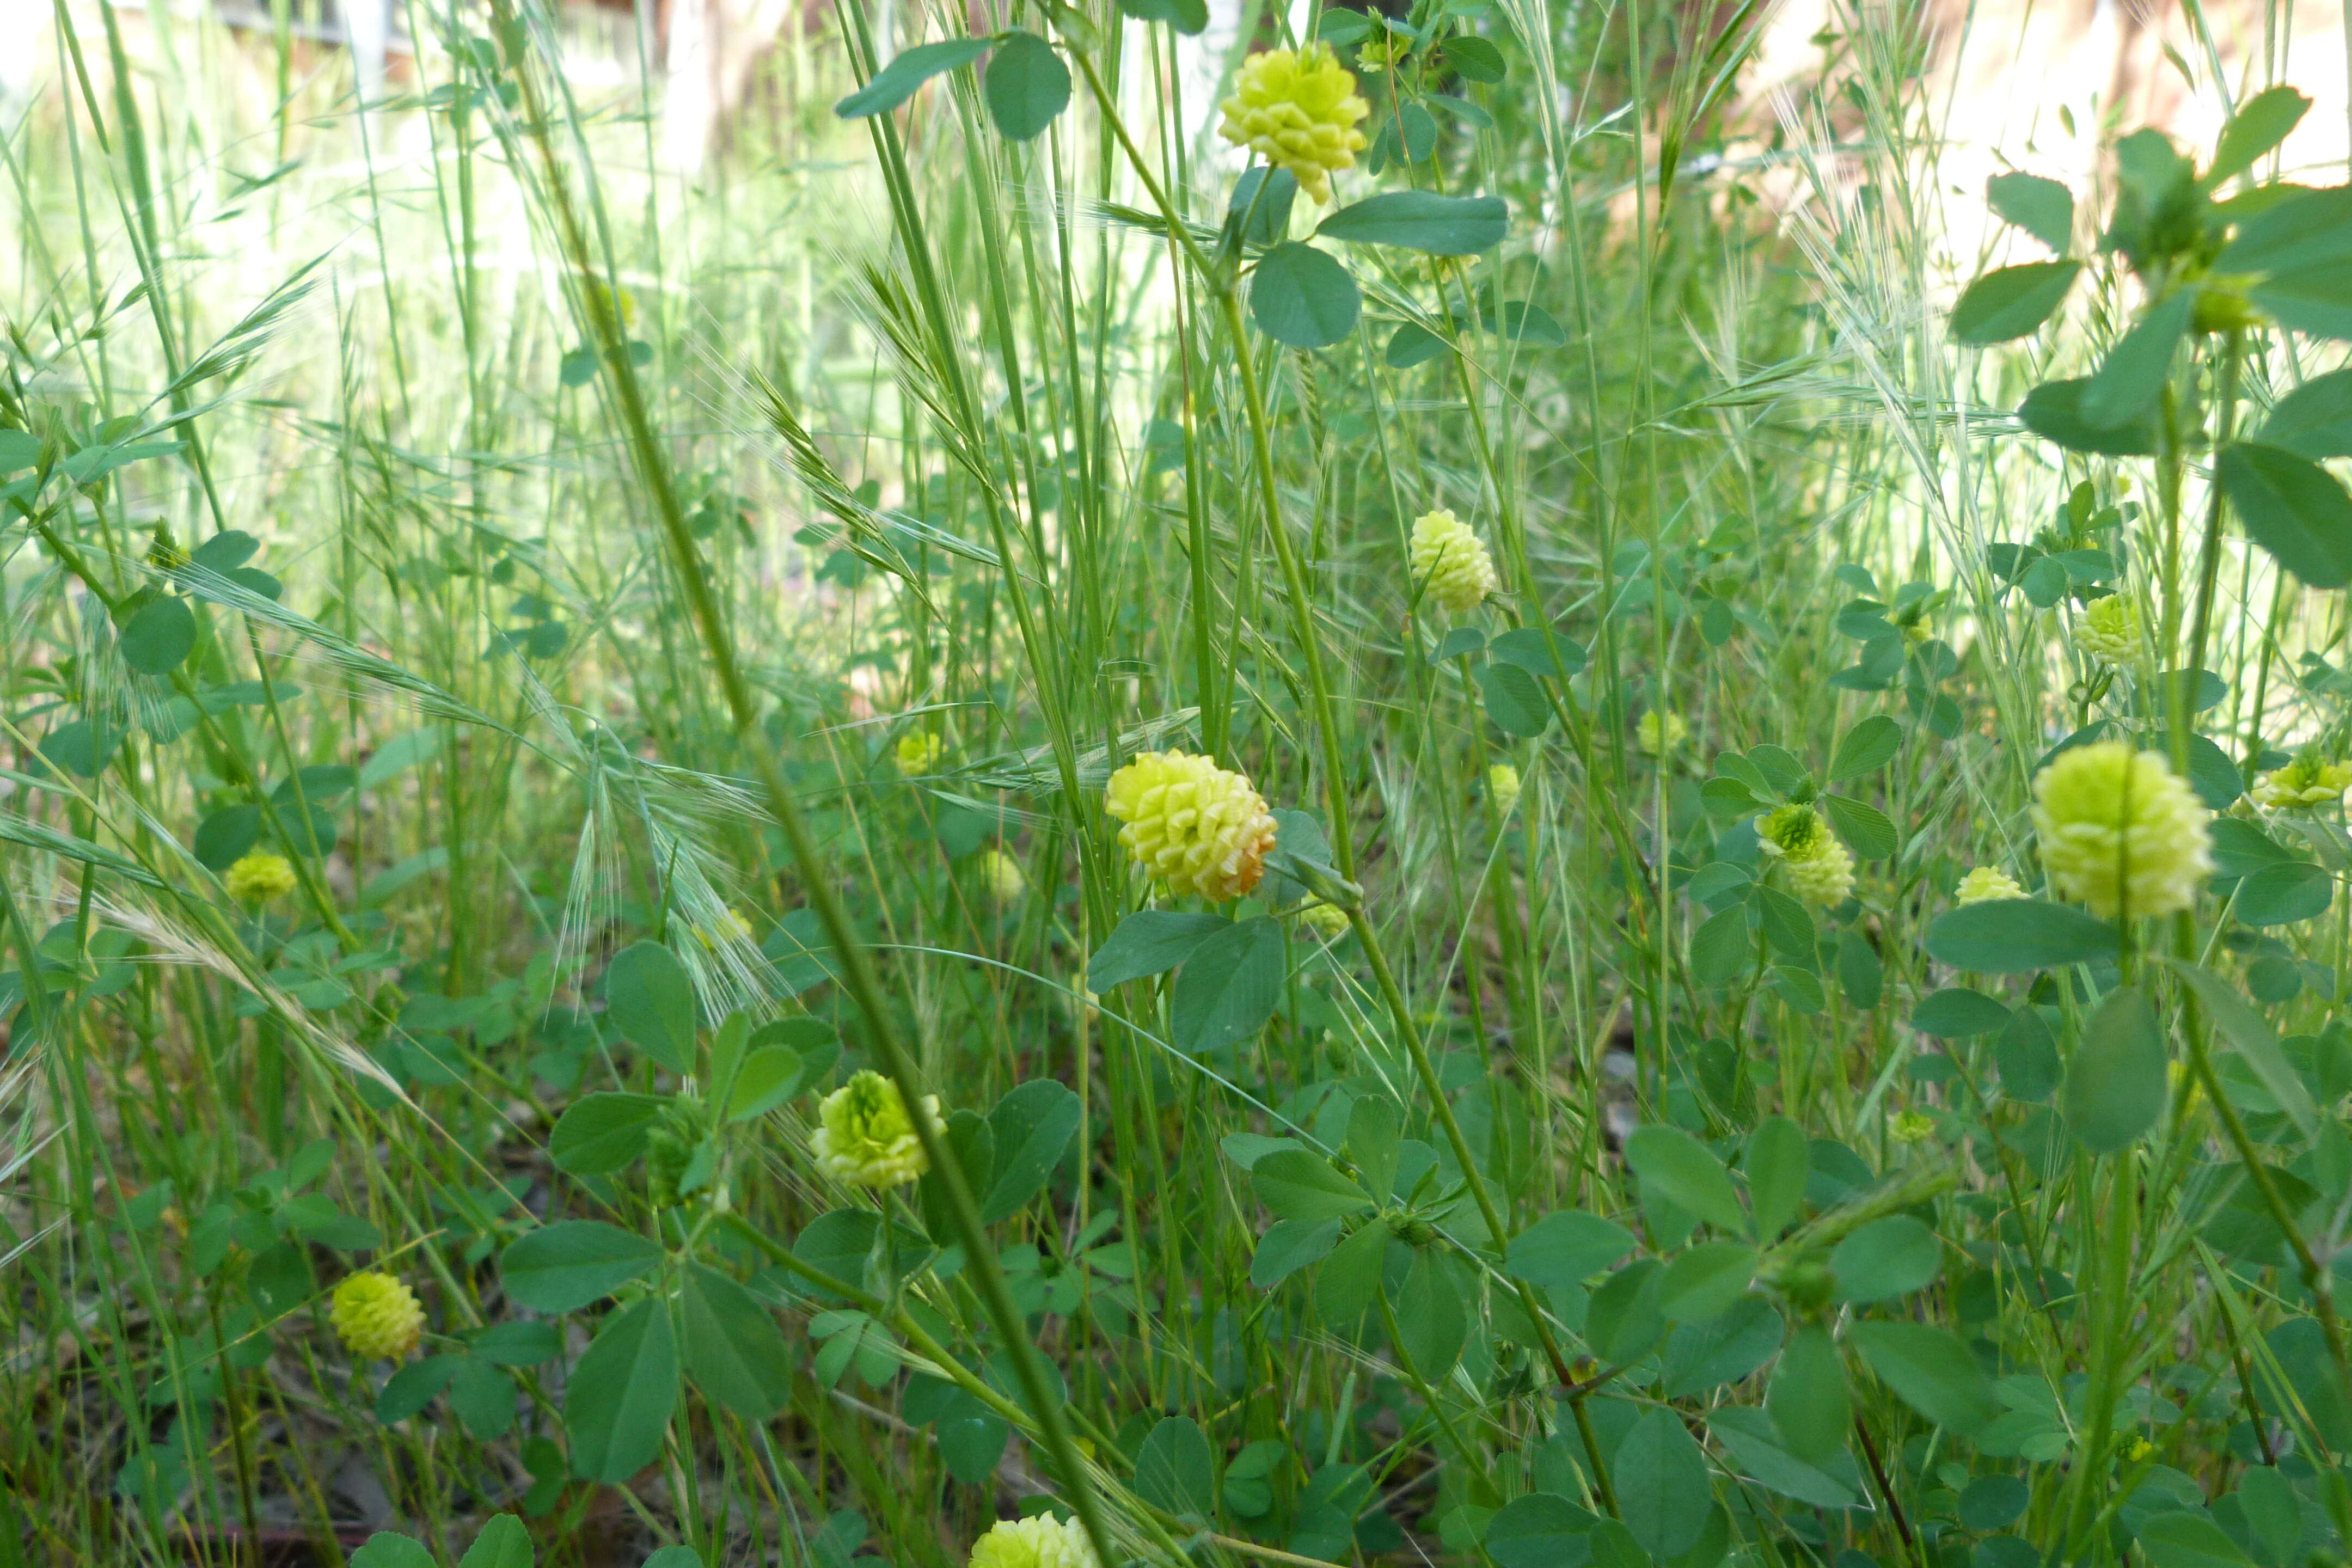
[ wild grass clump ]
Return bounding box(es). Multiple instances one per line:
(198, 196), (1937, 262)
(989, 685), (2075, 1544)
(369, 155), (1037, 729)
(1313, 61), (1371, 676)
(7, 1), (2352, 1565)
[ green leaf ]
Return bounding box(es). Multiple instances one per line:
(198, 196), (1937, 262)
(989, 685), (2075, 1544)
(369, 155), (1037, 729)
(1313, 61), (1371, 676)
(1489, 626), (1585, 677)
(1393, 1250), (1468, 1375)
(1836, 928), (1883, 1008)
(1252, 1216), (1344, 1287)
(643, 1551), (704, 1568)
(1088, 910), (1229, 991)
(2064, 984), (2167, 1154)
(981, 1079), (1082, 1223)
(604, 941), (697, 1073)
(1847, 1320), (1998, 1435)
(1252, 1149), (1373, 1222)
(2078, 292), (2193, 430)
(470, 1321), (561, 1366)
(681, 1263), (794, 1419)
(835, 36), (993, 118)
(457, 1515), (534, 1568)
(1317, 191), (1509, 254)
(1614, 1407), (1712, 1559)
(727, 1046), (804, 1121)
(2158, 958), (2318, 1136)
(1827, 715), (1902, 781)
(2218, 442), (2352, 589)
(1249, 243), (1361, 348)
(1656, 1241), (1756, 1322)
(1909, 987), (2011, 1039)
(1767, 1323), (1852, 1466)
(1996, 1006), (2062, 1101)
(1228, 167), (1300, 247)
(2018, 377), (2159, 456)
(2208, 86), (2311, 185)
(0, 426), (42, 474)
(1587, 1259), (1668, 1363)
(1662, 1295), (1784, 1397)
(1386, 321), (1450, 368)
(1506, 1210), (1636, 1288)
(1710, 1404), (1861, 1509)
(1439, 34), (1505, 81)
(1134, 1416), (1217, 1519)
(1115, 0), (1208, 33)
(2153, 729), (2247, 809)
(935, 1388), (1011, 1483)
(1743, 1116), (1809, 1239)
(1689, 905), (1755, 987)
(1314, 1220), (1392, 1324)
(1344, 1095), (1402, 1201)
(500, 1221), (663, 1313)
(2234, 860), (2334, 924)
(2136, 1511), (2257, 1568)
(1820, 793), (1896, 861)
(1172, 917), (1286, 1057)
(1986, 171), (2073, 253)
(549, 1093), (665, 1175)
(1624, 1125), (1746, 1234)
(984, 32), (1069, 140)
(194, 804), (263, 870)
(1476, 661), (1549, 734)
(1925, 898), (2116, 971)
(450, 1357), (518, 1439)
(1485, 1494), (1602, 1568)
(1950, 260), (2080, 344)
(2259, 368), (2352, 458)
(565, 1296), (680, 1483)
(1830, 1215), (1941, 1302)
(351, 1535), (438, 1568)
(375, 1354), (460, 1424)
(120, 595), (198, 675)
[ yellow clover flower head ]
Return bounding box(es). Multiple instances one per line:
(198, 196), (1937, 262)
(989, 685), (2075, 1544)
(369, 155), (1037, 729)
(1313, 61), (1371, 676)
(812, 1070), (944, 1189)
(2031, 740), (2212, 920)
(225, 851), (298, 904)
(1408, 508), (1499, 615)
(1487, 763), (1521, 813)
(330, 1271), (424, 1362)
(2074, 595), (2139, 665)
(896, 732), (947, 775)
(1217, 45), (1370, 206)
(1890, 1110), (1936, 1144)
(1296, 901), (1350, 940)
(970, 1514), (1100, 1568)
(1955, 866), (2026, 905)
(978, 849), (1027, 903)
(696, 906), (756, 947)
(2252, 754), (2352, 811)
(1756, 805), (1855, 906)
(1636, 710), (1688, 756)
(1105, 751), (1278, 902)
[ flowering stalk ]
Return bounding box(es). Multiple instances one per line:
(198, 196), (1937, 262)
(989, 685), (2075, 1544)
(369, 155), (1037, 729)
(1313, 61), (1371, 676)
(487, 15), (1126, 1565)
(1067, 38), (1614, 1502)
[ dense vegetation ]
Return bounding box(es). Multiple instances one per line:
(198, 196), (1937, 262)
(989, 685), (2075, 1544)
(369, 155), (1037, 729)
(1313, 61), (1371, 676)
(9, 1), (2352, 1566)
